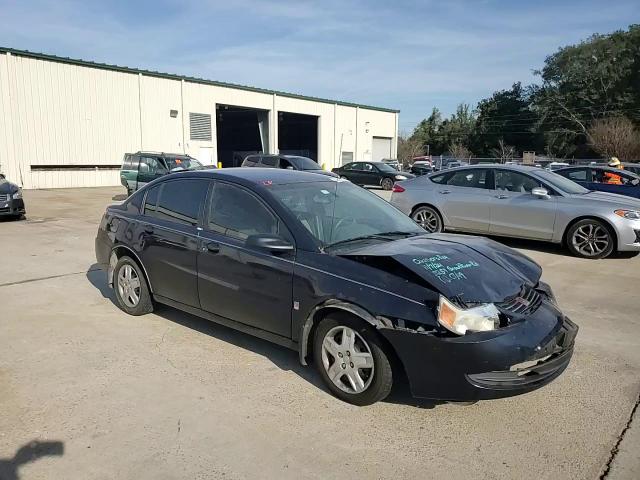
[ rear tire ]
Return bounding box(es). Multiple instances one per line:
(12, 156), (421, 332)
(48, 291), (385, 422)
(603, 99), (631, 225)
(313, 313), (393, 406)
(566, 219), (615, 259)
(411, 205), (443, 233)
(113, 256), (153, 315)
(381, 178), (394, 190)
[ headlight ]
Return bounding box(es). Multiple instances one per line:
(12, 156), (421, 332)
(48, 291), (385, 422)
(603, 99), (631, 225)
(615, 209), (640, 220)
(437, 296), (500, 335)
(12, 189), (22, 199)
(395, 175), (407, 180)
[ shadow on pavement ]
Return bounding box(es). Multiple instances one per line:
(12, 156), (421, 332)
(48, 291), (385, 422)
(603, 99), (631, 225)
(85, 265), (447, 408)
(0, 440), (64, 480)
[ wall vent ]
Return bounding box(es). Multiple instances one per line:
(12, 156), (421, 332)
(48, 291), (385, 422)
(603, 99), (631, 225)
(189, 113), (212, 141)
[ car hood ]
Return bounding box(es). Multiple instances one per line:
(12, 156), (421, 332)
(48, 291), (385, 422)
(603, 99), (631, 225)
(0, 178), (19, 194)
(342, 233), (541, 303)
(570, 191), (640, 208)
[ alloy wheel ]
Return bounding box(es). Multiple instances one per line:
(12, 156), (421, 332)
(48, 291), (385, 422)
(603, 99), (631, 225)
(413, 208), (441, 233)
(321, 326), (374, 394)
(117, 264), (141, 308)
(571, 223), (610, 257)
(381, 178), (394, 190)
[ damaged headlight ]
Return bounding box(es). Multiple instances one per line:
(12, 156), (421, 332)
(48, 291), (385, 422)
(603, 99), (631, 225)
(437, 296), (500, 335)
(12, 189), (23, 199)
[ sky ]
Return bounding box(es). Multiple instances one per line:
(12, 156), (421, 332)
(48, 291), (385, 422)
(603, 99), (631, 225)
(1, 0), (638, 132)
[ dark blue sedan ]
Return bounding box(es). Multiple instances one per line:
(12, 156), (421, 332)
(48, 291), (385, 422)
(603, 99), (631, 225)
(555, 166), (640, 199)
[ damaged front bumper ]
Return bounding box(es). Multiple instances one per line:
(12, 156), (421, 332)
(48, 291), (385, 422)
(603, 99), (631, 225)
(379, 300), (578, 401)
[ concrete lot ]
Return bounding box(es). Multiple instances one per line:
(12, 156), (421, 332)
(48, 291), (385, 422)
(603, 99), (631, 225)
(1, 187), (639, 480)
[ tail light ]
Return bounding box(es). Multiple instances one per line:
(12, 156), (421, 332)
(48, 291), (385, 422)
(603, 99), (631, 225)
(392, 184), (405, 193)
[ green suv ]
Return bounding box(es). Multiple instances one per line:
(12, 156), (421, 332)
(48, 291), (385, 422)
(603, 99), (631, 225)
(120, 151), (208, 195)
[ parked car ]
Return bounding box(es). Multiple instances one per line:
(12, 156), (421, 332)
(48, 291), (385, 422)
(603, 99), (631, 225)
(95, 169), (577, 405)
(546, 162), (570, 171)
(555, 166), (640, 199)
(409, 162), (433, 176)
(381, 158), (401, 171)
(332, 161), (415, 190)
(432, 158), (464, 171)
(120, 151), (207, 195)
(0, 173), (26, 219)
(242, 154), (338, 177)
(390, 165), (640, 259)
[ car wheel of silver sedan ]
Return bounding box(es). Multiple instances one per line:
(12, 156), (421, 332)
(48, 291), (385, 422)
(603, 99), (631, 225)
(566, 219), (615, 259)
(313, 314), (393, 405)
(411, 205), (443, 233)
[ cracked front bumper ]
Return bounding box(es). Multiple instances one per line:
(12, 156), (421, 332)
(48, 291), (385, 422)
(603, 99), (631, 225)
(380, 301), (578, 401)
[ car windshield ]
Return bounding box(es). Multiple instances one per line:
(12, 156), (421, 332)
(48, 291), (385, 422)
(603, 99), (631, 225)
(286, 156), (321, 170)
(269, 180), (423, 248)
(535, 170), (590, 195)
(376, 163), (397, 173)
(165, 156), (203, 171)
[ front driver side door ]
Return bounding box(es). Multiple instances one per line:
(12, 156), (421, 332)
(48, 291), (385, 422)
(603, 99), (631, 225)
(489, 169), (557, 240)
(197, 181), (294, 338)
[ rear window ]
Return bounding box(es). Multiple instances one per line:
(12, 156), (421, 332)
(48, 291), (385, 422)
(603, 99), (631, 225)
(143, 184), (161, 216)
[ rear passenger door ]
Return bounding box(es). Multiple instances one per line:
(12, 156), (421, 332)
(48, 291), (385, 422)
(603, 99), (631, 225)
(140, 178), (209, 307)
(437, 169), (492, 232)
(197, 181), (294, 337)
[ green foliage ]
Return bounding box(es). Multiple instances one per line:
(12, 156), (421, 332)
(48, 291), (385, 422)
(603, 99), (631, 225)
(411, 105), (476, 156)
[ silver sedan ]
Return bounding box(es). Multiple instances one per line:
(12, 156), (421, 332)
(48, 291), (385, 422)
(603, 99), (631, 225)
(390, 164), (640, 259)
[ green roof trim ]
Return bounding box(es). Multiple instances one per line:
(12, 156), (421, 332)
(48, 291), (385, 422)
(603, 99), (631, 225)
(0, 47), (399, 113)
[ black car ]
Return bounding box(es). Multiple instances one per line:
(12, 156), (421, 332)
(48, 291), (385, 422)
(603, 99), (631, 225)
(0, 174), (26, 219)
(409, 163), (433, 176)
(95, 169), (577, 405)
(555, 166), (640, 199)
(242, 154), (338, 177)
(332, 161), (415, 190)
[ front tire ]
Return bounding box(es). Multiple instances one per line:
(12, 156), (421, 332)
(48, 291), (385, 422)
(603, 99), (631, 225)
(381, 178), (394, 190)
(113, 256), (154, 315)
(313, 314), (393, 406)
(566, 219), (615, 259)
(411, 205), (443, 233)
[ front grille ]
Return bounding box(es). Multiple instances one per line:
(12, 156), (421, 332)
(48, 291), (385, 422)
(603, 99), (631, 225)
(0, 194), (9, 202)
(497, 285), (542, 316)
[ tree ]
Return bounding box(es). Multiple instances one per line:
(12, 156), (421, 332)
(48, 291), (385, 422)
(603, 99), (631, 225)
(411, 104), (476, 156)
(588, 117), (640, 161)
(490, 139), (517, 163)
(448, 142), (472, 160)
(397, 134), (425, 168)
(532, 24), (640, 157)
(472, 82), (543, 156)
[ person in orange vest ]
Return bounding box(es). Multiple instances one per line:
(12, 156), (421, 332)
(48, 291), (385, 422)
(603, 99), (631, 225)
(604, 157), (624, 184)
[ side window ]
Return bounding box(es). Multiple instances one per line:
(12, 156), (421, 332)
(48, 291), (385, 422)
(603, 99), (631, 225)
(208, 183), (278, 241)
(143, 184), (161, 216)
(139, 156), (168, 176)
(565, 169), (588, 181)
(494, 170), (541, 193)
(429, 173), (449, 184)
(343, 163), (356, 171)
(127, 190), (144, 213)
(261, 156), (278, 167)
(446, 169), (487, 188)
(362, 163), (374, 172)
(243, 155), (258, 166)
(122, 155), (132, 170)
(154, 179), (209, 226)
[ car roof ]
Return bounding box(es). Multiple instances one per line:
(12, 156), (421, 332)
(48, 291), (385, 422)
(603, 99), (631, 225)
(430, 164), (546, 174)
(557, 165), (640, 177)
(161, 167), (335, 184)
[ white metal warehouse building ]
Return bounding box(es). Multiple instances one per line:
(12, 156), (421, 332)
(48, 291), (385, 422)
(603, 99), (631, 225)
(0, 47), (399, 189)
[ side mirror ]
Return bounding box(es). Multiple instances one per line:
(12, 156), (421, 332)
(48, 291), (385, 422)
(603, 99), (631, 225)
(532, 187), (550, 199)
(245, 234), (294, 254)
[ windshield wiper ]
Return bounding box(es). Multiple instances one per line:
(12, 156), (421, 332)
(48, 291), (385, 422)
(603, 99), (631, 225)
(325, 231), (418, 249)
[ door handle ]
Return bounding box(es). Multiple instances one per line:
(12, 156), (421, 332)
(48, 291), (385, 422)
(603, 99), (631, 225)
(495, 194), (508, 199)
(439, 190), (451, 194)
(206, 242), (220, 254)
(144, 225), (154, 234)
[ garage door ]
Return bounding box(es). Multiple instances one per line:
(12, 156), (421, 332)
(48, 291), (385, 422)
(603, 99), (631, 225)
(372, 137), (392, 161)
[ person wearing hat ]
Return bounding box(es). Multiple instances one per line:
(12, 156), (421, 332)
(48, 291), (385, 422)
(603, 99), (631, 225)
(604, 157), (624, 184)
